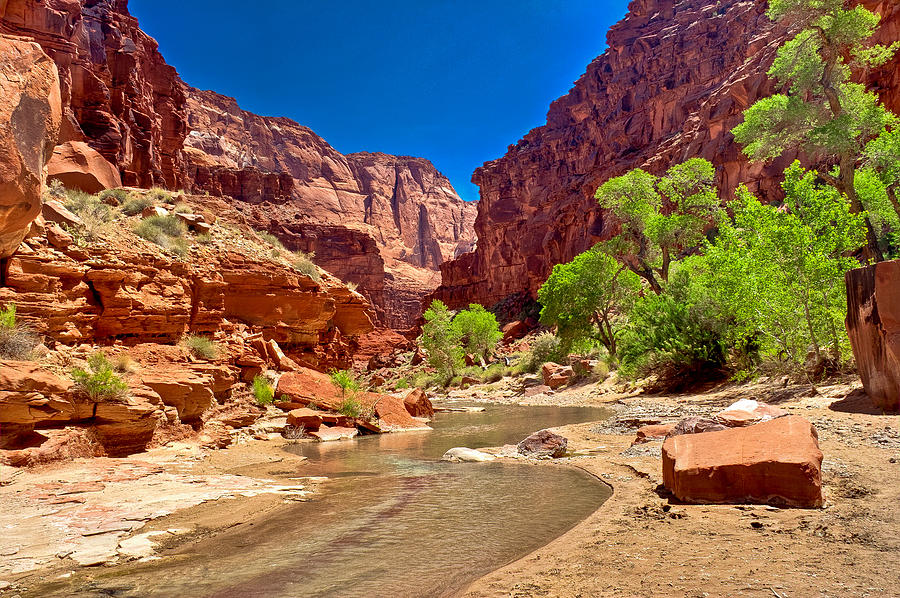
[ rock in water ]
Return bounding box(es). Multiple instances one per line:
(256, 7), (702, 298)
(442, 447), (496, 463)
(662, 416), (824, 508)
(846, 259), (900, 411)
(517, 429), (568, 458)
(402, 388), (434, 418)
(0, 35), (61, 258)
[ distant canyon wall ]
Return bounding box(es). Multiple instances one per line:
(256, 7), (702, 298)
(0, 0), (477, 329)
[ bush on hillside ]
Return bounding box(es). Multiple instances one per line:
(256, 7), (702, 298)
(181, 335), (219, 360)
(71, 353), (129, 402)
(253, 376), (275, 405)
(0, 304), (40, 360)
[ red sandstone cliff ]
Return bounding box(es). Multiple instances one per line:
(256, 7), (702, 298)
(0, 0), (188, 188)
(430, 0), (900, 311)
(0, 1), (477, 329)
(184, 87), (476, 327)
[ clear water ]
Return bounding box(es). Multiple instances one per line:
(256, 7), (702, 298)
(38, 404), (611, 598)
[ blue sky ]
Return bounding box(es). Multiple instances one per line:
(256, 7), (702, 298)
(130, 1), (630, 201)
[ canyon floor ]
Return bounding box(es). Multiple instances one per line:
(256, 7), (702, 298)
(2, 378), (898, 598)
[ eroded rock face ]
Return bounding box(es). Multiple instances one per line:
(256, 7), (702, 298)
(0, 0), (188, 188)
(184, 87), (476, 328)
(846, 260), (900, 411)
(429, 0), (900, 311)
(0, 34), (61, 258)
(662, 415), (824, 507)
(47, 141), (122, 193)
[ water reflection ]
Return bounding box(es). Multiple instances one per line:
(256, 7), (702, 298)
(43, 404), (611, 598)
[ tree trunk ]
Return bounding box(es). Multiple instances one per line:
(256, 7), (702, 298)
(839, 159), (885, 262)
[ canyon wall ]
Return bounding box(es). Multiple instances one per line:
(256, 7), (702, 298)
(430, 0), (900, 311)
(0, 0), (477, 329)
(184, 87), (476, 327)
(0, 0), (188, 188)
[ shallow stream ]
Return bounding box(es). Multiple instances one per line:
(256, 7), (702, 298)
(41, 404), (612, 598)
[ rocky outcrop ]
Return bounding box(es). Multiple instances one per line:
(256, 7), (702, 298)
(0, 360), (158, 458)
(846, 259), (900, 411)
(0, 34), (61, 258)
(662, 415), (824, 507)
(0, 193), (373, 369)
(0, 0), (188, 188)
(47, 141), (122, 193)
(184, 87), (476, 327)
(430, 0), (900, 311)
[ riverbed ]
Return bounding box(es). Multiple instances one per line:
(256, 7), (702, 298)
(25, 404), (612, 598)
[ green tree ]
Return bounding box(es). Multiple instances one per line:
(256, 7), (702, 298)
(537, 248), (640, 358)
(451, 304), (503, 360)
(695, 163), (867, 365)
(420, 300), (463, 383)
(595, 158), (723, 293)
(732, 0), (899, 260)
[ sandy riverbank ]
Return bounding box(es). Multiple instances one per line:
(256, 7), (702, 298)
(462, 380), (900, 598)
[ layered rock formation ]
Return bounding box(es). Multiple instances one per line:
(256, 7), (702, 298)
(0, 34), (61, 258)
(846, 259), (900, 411)
(1, 1), (475, 328)
(184, 87), (476, 327)
(0, 0), (188, 188)
(430, 0), (900, 310)
(3, 194), (372, 367)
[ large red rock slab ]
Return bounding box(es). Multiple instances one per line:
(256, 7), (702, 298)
(716, 399), (788, 427)
(541, 363), (574, 390)
(276, 368), (344, 411)
(403, 388), (434, 418)
(46, 141), (122, 193)
(286, 408), (323, 431)
(846, 259), (900, 411)
(141, 368), (215, 423)
(0, 34), (62, 258)
(662, 416), (824, 508)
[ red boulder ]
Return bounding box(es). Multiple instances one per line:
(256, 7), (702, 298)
(662, 416), (824, 508)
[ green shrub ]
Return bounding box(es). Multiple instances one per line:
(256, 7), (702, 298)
(182, 335), (219, 360)
(395, 377), (409, 390)
(0, 304), (14, 329)
(0, 304), (40, 360)
(172, 203), (192, 214)
(134, 214), (189, 255)
(257, 231), (285, 252)
(45, 179), (66, 202)
(121, 195), (154, 216)
(330, 369), (360, 395)
(593, 361), (611, 380)
(148, 187), (173, 204)
(71, 353), (129, 402)
(338, 395), (365, 418)
(62, 190), (114, 242)
(292, 251), (320, 281)
(196, 233), (213, 245)
(481, 363), (509, 383)
(518, 333), (563, 374)
(420, 300), (464, 384)
(451, 304), (503, 360)
(99, 188), (130, 204)
(253, 376), (275, 405)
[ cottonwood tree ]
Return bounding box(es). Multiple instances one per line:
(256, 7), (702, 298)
(594, 158), (723, 294)
(420, 300), (463, 383)
(732, 0), (899, 260)
(451, 304), (503, 361)
(696, 163), (866, 365)
(537, 248), (640, 358)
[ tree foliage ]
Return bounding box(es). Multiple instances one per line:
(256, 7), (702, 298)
(732, 0), (899, 259)
(595, 158), (723, 292)
(420, 300), (464, 382)
(694, 163), (866, 365)
(451, 304), (503, 360)
(537, 248), (640, 357)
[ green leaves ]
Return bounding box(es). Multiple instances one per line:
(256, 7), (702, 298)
(450, 304), (503, 360)
(695, 163), (866, 363)
(421, 300), (463, 382)
(71, 352), (130, 402)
